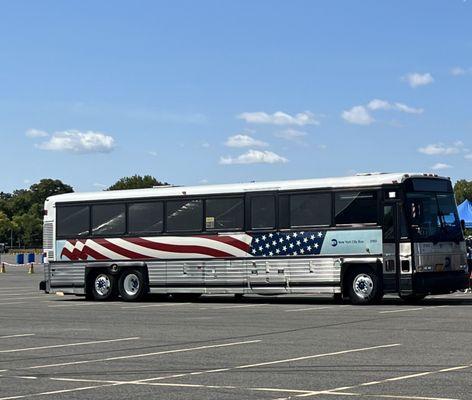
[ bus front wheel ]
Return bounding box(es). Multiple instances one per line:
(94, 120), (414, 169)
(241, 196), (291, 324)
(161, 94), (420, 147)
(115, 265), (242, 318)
(347, 267), (382, 305)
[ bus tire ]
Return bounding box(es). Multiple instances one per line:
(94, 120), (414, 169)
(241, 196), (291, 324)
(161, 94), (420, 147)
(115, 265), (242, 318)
(118, 269), (146, 302)
(90, 271), (117, 301)
(347, 267), (382, 305)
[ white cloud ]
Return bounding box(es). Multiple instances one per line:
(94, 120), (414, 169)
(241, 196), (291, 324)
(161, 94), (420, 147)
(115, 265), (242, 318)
(367, 99), (423, 114)
(431, 163), (452, 171)
(238, 111), (319, 126)
(367, 99), (392, 111)
(394, 102), (424, 114)
(220, 149), (288, 165)
(148, 151), (158, 157)
(202, 142), (210, 148)
(275, 129), (307, 142)
(93, 182), (108, 189)
(450, 67), (466, 76)
(225, 134), (268, 148)
(37, 130), (115, 153)
(465, 153), (472, 160)
(341, 106), (374, 125)
(26, 129), (48, 138)
(403, 72), (434, 88)
(418, 141), (464, 155)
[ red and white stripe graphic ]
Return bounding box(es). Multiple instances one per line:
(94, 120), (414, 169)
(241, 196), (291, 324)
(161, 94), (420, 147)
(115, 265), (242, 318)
(59, 234), (253, 261)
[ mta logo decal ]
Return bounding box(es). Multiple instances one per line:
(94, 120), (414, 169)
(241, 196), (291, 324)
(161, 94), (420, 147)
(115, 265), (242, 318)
(331, 239), (338, 247)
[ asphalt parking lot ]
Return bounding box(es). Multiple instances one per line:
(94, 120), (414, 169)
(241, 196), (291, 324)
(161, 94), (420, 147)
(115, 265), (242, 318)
(1, 266), (472, 400)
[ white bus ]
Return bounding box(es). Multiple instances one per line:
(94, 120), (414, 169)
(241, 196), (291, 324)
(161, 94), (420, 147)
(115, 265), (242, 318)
(40, 173), (469, 304)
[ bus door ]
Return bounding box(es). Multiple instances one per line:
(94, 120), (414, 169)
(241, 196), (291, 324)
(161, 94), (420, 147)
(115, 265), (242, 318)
(382, 203), (399, 292)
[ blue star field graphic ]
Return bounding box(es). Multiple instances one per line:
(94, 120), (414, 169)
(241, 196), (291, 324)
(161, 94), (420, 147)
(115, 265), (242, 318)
(249, 231), (326, 257)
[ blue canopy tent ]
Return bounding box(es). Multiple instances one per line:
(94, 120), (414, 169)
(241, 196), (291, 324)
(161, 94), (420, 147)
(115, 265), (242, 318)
(458, 200), (472, 229)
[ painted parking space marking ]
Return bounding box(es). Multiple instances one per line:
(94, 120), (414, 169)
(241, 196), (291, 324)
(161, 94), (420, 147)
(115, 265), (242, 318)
(274, 362), (472, 399)
(121, 302), (191, 309)
(127, 343), (402, 384)
(284, 306), (333, 312)
(379, 308), (423, 314)
(0, 337), (140, 354)
(26, 339), (261, 370)
(0, 334), (35, 339)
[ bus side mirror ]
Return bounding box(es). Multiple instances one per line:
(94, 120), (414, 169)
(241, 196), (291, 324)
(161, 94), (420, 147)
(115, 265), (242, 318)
(461, 219), (466, 231)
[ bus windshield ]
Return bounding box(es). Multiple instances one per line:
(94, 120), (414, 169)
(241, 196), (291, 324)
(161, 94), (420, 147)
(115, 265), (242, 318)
(405, 192), (463, 242)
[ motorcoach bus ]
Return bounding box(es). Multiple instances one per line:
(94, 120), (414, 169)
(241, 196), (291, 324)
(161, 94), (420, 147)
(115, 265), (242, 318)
(40, 173), (469, 304)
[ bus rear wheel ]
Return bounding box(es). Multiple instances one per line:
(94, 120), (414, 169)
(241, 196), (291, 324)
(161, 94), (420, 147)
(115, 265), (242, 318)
(118, 269), (146, 301)
(348, 267), (382, 305)
(91, 271), (117, 301)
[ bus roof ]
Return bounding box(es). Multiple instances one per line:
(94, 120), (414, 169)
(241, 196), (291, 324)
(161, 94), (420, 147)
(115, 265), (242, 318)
(46, 172), (448, 204)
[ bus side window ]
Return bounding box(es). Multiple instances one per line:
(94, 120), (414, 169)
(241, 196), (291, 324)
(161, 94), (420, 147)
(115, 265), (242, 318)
(92, 204), (126, 236)
(128, 202), (164, 234)
(383, 205), (394, 240)
(290, 193), (331, 227)
(166, 200), (203, 232)
(335, 191), (378, 225)
(205, 198), (244, 231)
(251, 195), (275, 230)
(57, 205), (90, 238)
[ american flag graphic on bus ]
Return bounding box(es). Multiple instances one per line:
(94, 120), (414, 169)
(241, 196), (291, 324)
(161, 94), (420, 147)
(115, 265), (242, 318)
(58, 231), (326, 261)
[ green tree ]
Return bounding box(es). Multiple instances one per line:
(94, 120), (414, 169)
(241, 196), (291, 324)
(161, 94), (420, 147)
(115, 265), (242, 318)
(107, 175), (168, 190)
(0, 211), (13, 245)
(12, 212), (42, 247)
(30, 179), (74, 210)
(454, 179), (472, 204)
(0, 178), (73, 248)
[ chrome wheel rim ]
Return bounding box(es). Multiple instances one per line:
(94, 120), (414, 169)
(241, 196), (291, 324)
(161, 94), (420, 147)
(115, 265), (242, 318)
(353, 273), (373, 298)
(123, 273), (140, 297)
(95, 274), (111, 297)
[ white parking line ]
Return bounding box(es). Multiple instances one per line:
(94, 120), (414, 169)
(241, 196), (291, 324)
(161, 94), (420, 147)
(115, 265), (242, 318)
(0, 293), (38, 297)
(26, 339), (260, 369)
(121, 302), (190, 309)
(0, 296), (47, 302)
(379, 308), (423, 314)
(0, 337), (140, 354)
(0, 302), (28, 306)
(284, 306), (333, 312)
(0, 383), (121, 400)
(0, 334), (35, 339)
(277, 362), (472, 399)
(0, 287), (33, 291)
(48, 302), (120, 308)
(132, 343), (401, 383)
(208, 304), (270, 310)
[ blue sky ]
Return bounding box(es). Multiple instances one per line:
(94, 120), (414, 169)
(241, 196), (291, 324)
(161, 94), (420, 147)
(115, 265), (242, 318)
(1, 0), (471, 192)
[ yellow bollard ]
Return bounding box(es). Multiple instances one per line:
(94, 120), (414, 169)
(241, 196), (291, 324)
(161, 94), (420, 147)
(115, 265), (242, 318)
(28, 263), (34, 274)
(0, 263), (5, 273)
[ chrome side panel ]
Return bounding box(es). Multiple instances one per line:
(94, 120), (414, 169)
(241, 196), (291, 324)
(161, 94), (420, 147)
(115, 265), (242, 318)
(414, 242), (467, 272)
(148, 257), (344, 295)
(48, 262), (86, 294)
(400, 242), (412, 274)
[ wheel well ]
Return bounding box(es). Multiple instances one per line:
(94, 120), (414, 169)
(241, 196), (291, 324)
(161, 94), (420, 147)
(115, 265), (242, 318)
(341, 262), (383, 296)
(85, 263), (149, 295)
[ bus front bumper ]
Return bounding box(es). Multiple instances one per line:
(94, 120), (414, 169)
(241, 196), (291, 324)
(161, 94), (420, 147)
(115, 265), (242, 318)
(413, 271), (469, 294)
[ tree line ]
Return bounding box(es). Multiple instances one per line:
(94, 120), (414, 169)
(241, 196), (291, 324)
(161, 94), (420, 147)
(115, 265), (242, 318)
(0, 175), (165, 249)
(0, 176), (471, 249)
